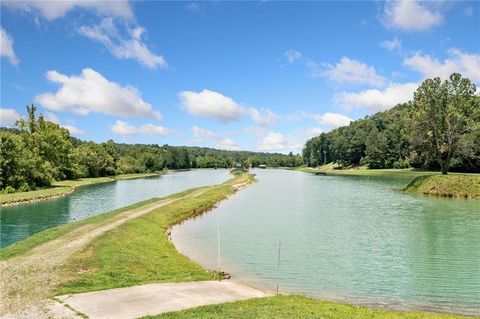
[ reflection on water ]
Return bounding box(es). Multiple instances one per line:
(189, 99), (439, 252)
(1, 169), (231, 247)
(171, 169), (480, 315)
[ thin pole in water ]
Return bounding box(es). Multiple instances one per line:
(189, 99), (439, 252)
(276, 238), (281, 294)
(217, 213), (221, 281)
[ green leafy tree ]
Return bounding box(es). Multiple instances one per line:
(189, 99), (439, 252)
(411, 73), (478, 174)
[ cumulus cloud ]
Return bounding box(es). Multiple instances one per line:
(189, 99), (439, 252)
(217, 138), (240, 151)
(62, 125), (85, 135)
(179, 89), (279, 125)
(0, 27), (19, 66)
(44, 111), (84, 135)
(2, 0), (134, 21)
(381, 37), (402, 53)
(35, 68), (162, 120)
(404, 49), (480, 83)
(314, 112), (352, 128)
(0, 108), (21, 126)
(248, 108), (280, 126)
(255, 131), (289, 152)
(78, 18), (167, 70)
(323, 57), (386, 87)
(335, 82), (418, 111)
(111, 120), (171, 136)
(179, 89), (244, 122)
(192, 126), (216, 138)
(383, 0), (443, 31)
(284, 49), (302, 63)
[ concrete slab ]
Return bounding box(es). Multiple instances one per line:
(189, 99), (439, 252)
(56, 281), (267, 319)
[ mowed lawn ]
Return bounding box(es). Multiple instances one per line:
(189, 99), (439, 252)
(148, 295), (470, 319)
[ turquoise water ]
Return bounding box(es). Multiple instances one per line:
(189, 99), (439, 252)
(171, 169), (480, 315)
(0, 169), (231, 248)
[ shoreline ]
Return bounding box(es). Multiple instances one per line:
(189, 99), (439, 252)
(0, 172), (163, 208)
(1, 172), (475, 318)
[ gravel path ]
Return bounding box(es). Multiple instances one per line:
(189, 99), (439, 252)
(0, 185), (219, 319)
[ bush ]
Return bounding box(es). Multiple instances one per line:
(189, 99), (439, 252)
(4, 186), (16, 193)
(19, 183), (31, 192)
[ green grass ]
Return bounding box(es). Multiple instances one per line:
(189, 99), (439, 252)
(114, 172), (163, 180)
(293, 166), (439, 180)
(404, 174), (480, 199)
(54, 174), (253, 295)
(0, 177), (114, 205)
(147, 295), (469, 319)
(0, 198), (159, 260)
(0, 172), (170, 206)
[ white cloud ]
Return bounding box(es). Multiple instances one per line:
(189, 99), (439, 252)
(305, 60), (323, 78)
(35, 68), (162, 120)
(404, 49), (480, 83)
(78, 18), (167, 70)
(381, 37), (402, 53)
(180, 90), (279, 126)
(335, 82), (418, 111)
(0, 27), (19, 66)
(44, 111), (84, 135)
(44, 111), (60, 124)
(314, 112), (352, 128)
(217, 138), (240, 151)
(255, 131), (289, 152)
(186, 3), (201, 12)
(324, 57), (386, 87)
(383, 0), (443, 31)
(192, 126), (216, 139)
(111, 120), (171, 136)
(2, 0), (134, 21)
(0, 108), (21, 126)
(62, 125), (85, 135)
(284, 49), (302, 63)
(248, 108), (280, 126)
(178, 89), (245, 122)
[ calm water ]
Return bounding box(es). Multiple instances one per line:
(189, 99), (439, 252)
(172, 169), (480, 315)
(0, 169), (231, 248)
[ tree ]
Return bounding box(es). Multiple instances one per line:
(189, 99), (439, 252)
(411, 73), (478, 174)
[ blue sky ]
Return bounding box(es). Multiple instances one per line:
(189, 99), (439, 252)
(1, 1), (479, 153)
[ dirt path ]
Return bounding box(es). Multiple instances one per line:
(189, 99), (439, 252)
(0, 184), (223, 319)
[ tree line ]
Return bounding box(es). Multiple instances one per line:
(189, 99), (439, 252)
(303, 73), (480, 174)
(0, 106), (302, 192)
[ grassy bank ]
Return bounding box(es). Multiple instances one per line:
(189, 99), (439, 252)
(0, 198), (159, 260)
(150, 295), (468, 319)
(294, 166), (480, 199)
(0, 177), (113, 206)
(55, 173), (254, 295)
(0, 172), (163, 206)
(293, 166), (439, 180)
(404, 175), (480, 199)
(114, 172), (163, 180)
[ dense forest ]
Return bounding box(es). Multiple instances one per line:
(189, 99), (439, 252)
(303, 73), (480, 173)
(0, 106), (302, 192)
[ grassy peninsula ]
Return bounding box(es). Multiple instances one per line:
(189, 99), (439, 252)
(404, 175), (480, 199)
(0, 172), (162, 206)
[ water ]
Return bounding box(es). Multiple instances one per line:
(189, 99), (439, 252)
(0, 169), (231, 248)
(171, 169), (480, 315)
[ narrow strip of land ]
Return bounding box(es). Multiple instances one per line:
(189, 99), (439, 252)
(57, 281), (267, 319)
(0, 173), (252, 318)
(0, 172), (162, 207)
